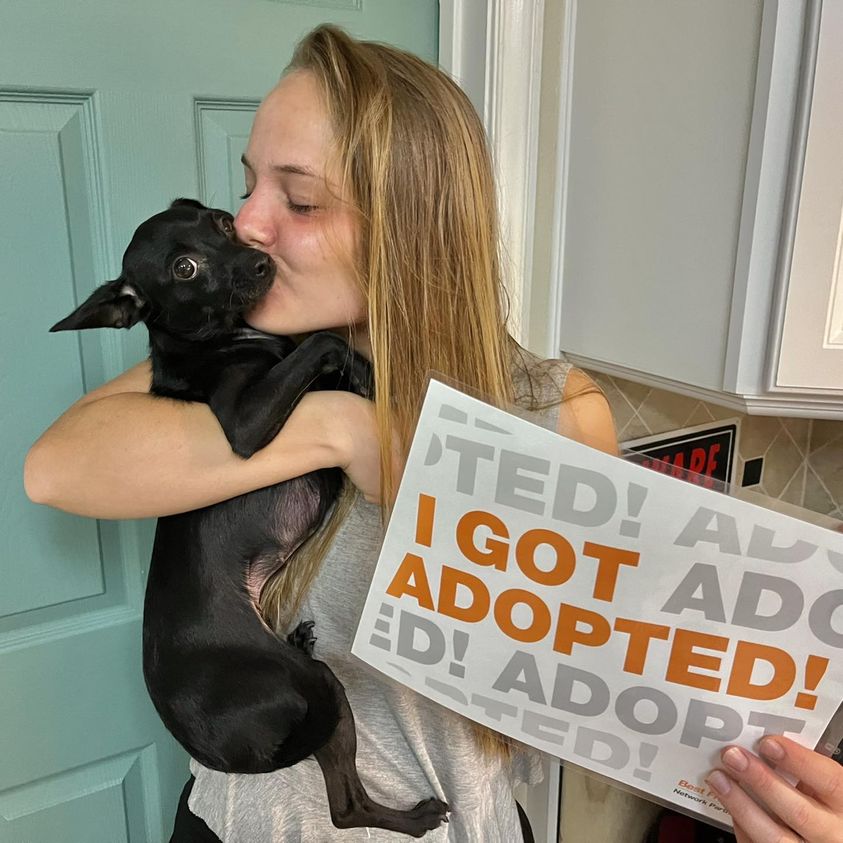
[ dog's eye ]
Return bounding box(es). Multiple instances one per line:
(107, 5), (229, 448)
(172, 257), (198, 280)
(220, 217), (234, 236)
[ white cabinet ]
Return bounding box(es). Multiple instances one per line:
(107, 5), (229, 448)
(547, 0), (843, 418)
(775, 0), (843, 393)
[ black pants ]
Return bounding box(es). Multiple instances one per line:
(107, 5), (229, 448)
(170, 777), (221, 843)
(171, 776), (535, 842)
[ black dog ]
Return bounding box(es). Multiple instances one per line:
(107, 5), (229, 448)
(51, 199), (449, 836)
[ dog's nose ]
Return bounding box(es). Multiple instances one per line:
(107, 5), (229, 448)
(253, 255), (271, 278)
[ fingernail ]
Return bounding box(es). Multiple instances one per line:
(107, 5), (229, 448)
(723, 746), (749, 772)
(706, 770), (732, 795)
(759, 737), (785, 761)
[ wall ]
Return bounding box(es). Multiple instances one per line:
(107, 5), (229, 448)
(589, 370), (843, 521)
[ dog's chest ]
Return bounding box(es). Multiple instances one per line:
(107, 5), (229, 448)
(149, 338), (289, 401)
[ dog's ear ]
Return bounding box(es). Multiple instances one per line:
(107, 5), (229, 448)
(170, 197), (207, 211)
(50, 279), (146, 332)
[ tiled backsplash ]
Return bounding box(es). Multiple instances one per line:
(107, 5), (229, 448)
(588, 370), (843, 521)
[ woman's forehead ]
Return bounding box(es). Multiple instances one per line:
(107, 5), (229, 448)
(249, 72), (334, 172)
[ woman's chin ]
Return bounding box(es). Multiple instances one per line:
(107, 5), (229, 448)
(245, 292), (285, 333)
(243, 307), (272, 333)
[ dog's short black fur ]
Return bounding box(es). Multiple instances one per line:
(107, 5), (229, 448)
(51, 199), (449, 836)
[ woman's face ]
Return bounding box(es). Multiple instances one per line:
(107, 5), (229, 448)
(235, 71), (367, 346)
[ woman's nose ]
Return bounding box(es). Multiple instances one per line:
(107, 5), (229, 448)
(234, 195), (275, 249)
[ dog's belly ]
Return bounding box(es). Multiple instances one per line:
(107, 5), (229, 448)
(143, 467), (343, 648)
(245, 471), (338, 601)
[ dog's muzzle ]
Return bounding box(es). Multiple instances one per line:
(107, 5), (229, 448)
(234, 252), (275, 304)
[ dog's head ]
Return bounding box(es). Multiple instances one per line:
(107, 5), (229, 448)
(51, 199), (274, 339)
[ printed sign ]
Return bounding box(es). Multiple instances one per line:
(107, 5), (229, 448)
(623, 419), (740, 488)
(351, 381), (843, 826)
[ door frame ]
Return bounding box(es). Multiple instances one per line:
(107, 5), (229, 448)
(439, 0), (545, 349)
(438, 4), (557, 839)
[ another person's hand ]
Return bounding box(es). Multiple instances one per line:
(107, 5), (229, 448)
(706, 736), (843, 842)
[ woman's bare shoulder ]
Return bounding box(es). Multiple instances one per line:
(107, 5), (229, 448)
(558, 367), (618, 456)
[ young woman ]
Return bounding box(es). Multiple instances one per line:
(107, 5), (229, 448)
(26, 24), (843, 843)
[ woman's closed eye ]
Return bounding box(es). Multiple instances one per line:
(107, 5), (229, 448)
(287, 200), (319, 215)
(237, 192), (318, 215)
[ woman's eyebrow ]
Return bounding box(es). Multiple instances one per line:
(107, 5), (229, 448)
(240, 154), (318, 179)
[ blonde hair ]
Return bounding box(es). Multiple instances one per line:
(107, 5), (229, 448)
(259, 24), (568, 758)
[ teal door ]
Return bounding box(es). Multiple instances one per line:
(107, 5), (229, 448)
(0, 3), (436, 841)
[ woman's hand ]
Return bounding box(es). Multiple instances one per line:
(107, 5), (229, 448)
(705, 736), (843, 842)
(317, 390), (400, 505)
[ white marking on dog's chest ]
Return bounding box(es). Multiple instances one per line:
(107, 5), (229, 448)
(233, 328), (275, 342)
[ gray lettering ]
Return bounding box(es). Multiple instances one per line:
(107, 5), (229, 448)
(573, 727), (630, 770)
(809, 590), (843, 648)
(680, 699), (743, 748)
(747, 525), (817, 564)
(615, 686), (678, 735)
(747, 711), (806, 737)
(731, 573), (804, 632)
(522, 710), (570, 746)
(491, 650), (547, 704)
(396, 611), (446, 665)
(552, 465), (617, 527)
(661, 563), (727, 622)
(470, 693), (518, 721)
(496, 449), (549, 516)
(444, 435), (495, 495)
(551, 664), (610, 716)
(675, 507), (741, 555)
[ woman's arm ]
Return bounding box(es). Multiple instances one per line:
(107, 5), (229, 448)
(24, 360), (371, 520)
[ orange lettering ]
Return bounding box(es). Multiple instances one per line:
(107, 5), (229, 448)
(494, 589), (552, 642)
(613, 617), (671, 674)
(726, 640), (795, 700)
(582, 542), (640, 602)
(553, 603), (611, 655)
(456, 510), (509, 571)
(437, 565), (490, 623)
(386, 552), (434, 610)
(665, 628), (728, 692)
(515, 529), (576, 586)
(415, 493), (436, 547)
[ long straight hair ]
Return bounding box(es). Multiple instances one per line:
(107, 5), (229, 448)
(260, 25), (544, 758)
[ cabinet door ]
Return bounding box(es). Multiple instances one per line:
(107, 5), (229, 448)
(552, 0), (764, 391)
(775, 0), (843, 391)
(0, 3), (436, 841)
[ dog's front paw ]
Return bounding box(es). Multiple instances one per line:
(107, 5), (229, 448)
(287, 619), (317, 656)
(406, 798), (450, 837)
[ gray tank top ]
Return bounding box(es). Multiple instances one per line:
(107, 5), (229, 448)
(188, 356), (572, 841)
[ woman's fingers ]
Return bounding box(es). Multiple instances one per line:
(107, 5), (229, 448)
(730, 820), (752, 843)
(759, 736), (843, 814)
(706, 766), (803, 843)
(706, 742), (842, 843)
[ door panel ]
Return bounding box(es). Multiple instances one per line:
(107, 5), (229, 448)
(1, 2), (437, 840)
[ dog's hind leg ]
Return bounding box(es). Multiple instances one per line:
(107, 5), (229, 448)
(310, 663), (449, 837)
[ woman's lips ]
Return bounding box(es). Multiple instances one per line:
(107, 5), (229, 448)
(246, 272), (284, 317)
